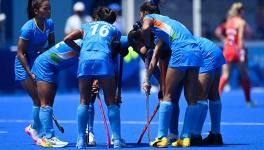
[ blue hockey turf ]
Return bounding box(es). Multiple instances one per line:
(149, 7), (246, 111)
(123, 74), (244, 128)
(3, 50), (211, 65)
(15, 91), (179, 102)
(0, 90), (263, 150)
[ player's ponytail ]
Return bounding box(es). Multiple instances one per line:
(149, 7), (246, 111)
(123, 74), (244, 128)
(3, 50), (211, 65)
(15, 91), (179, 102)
(27, 0), (47, 19)
(140, 2), (160, 14)
(95, 7), (116, 24)
(227, 2), (244, 18)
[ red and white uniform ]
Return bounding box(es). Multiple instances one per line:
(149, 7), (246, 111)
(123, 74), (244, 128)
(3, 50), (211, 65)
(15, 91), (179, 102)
(223, 16), (244, 63)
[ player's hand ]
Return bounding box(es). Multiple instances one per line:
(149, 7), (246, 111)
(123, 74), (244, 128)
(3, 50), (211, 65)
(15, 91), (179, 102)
(92, 80), (99, 94)
(143, 81), (151, 95)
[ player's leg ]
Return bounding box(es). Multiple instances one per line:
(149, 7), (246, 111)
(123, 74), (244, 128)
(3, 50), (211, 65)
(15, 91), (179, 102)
(203, 69), (224, 145)
(151, 67), (185, 148)
(21, 79), (42, 142)
(37, 81), (68, 147)
(172, 68), (200, 148)
(86, 92), (96, 146)
(219, 63), (231, 94)
(76, 78), (93, 149)
(236, 62), (255, 106)
(99, 77), (125, 148)
(191, 72), (214, 145)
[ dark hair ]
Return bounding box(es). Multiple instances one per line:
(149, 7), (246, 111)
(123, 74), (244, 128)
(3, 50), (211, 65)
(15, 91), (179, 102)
(27, 0), (47, 19)
(140, 2), (160, 14)
(95, 7), (116, 24)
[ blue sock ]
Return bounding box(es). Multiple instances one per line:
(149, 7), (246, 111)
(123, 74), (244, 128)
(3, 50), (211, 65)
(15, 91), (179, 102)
(157, 101), (173, 138)
(32, 106), (41, 131)
(88, 104), (95, 133)
(77, 105), (89, 138)
(192, 101), (208, 136)
(209, 100), (222, 134)
(169, 103), (179, 136)
(108, 105), (121, 140)
(180, 105), (199, 139)
(39, 106), (54, 139)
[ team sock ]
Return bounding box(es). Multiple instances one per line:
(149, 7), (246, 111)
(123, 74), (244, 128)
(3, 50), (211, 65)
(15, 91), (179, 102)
(192, 101), (208, 136)
(32, 106), (41, 132)
(77, 105), (89, 138)
(39, 106), (54, 138)
(157, 101), (173, 138)
(209, 100), (222, 134)
(108, 105), (121, 140)
(169, 102), (179, 136)
(180, 105), (199, 139)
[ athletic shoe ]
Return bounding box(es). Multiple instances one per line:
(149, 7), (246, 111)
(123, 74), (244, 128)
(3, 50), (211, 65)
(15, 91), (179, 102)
(86, 132), (96, 146)
(36, 138), (52, 148)
(110, 135), (125, 145)
(40, 136), (68, 148)
(246, 101), (257, 107)
(202, 132), (223, 145)
(171, 138), (190, 147)
(25, 124), (39, 143)
(150, 137), (168, 148)
(191, 135), (203, 146)
(113, 138), (126, 148)
(167, 133), (178, 144)
(76, 136), (86, 149)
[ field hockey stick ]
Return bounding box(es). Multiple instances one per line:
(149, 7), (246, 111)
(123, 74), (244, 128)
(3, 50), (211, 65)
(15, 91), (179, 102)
(145, 93), (151, 143)
(52, 114), (64, 133)
(137, 102), (160, 144)
(96, 94), (111, 148)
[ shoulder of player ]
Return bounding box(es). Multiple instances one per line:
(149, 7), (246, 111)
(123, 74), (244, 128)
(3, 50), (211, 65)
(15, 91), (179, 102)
(21, 19), (35, 30)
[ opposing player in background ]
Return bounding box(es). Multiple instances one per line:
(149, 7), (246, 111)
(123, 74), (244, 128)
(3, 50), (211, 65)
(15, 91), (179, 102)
(15, 0), (55, 145)
(64, 7), (126, 148)
(219, 2), (256, 107)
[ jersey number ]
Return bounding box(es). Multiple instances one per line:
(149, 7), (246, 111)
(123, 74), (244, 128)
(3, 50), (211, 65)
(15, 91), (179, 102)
(91, 24), (110, 37)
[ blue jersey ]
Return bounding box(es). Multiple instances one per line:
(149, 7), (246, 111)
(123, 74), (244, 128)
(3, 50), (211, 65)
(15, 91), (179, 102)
(37, 40), (82, 70)
(80, 21), (121, 60)
(144, 14), (203, 68)
(19, 18), (54, 66)
(144, 14), (197, 50)
(31, 40), (82, 83)
(78, 21), (121, 78)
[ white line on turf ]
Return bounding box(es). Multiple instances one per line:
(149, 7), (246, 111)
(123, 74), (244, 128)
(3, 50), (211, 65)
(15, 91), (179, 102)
(0, 131), (8, 134)
(0, 119), (263, 126)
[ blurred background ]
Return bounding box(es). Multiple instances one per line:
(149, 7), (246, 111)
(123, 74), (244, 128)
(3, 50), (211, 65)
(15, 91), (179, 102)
(0, 0), (264, 94)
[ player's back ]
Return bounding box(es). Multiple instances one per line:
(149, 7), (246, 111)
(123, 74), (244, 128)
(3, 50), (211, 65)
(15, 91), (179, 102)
(81, 21), (121, 57)
(144, 14), (196, 49)
(38, 40), (82, 69)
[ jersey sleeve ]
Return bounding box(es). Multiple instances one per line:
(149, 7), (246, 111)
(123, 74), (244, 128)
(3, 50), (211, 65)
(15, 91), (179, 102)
(47, 19), (54, 33)
(20, 23), (32, 40)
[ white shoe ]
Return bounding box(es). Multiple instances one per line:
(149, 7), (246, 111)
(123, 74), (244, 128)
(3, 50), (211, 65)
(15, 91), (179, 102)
(86, 132), (96, 146)
(41, 136), (68, 148)
(25, 124), (40, 143)
(113, 138), (126, 148)
(246, 101), (257, 107)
